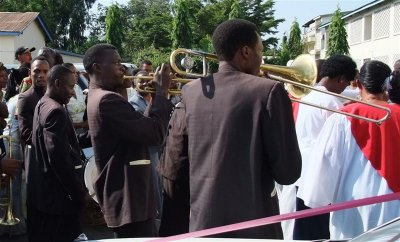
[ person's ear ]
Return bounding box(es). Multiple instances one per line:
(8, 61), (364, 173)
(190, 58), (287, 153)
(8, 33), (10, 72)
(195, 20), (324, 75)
(92, 63), (102, 73)
(337, 75), (347, 84)
(356, 79), (363, 89)
(54, 78), (61, 88)
(240, 46), (251, 59)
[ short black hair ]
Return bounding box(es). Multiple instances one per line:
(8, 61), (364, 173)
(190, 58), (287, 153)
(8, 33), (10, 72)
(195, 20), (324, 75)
(320, 54), (357, 82)
(387, 70), (400, 104)
(212, 19), (259, 61)
(315, 59), (326, 83)
(55, 52), (64, 65)
(47, 65), (73, 87)
(0, 62), (7, 73)
(140, 60), (152, 66)
(38, 47), (57, 67)
(83, 44), (117, 74)
(31, 55), (50, 66)
(359, 60), (391, 94)
(62, 63), (75, 70)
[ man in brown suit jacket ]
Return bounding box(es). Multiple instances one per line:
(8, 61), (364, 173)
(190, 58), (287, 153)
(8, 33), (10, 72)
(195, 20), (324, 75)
(17, 56), (49, 147)
(84, 44), (173, 238)
(17, 56), (50, 182)
(29, 65), (85, 242)
(166, 19), (302, 239)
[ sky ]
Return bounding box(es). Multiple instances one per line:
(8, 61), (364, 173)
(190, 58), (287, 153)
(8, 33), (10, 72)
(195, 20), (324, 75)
(96, 0), (372, 43)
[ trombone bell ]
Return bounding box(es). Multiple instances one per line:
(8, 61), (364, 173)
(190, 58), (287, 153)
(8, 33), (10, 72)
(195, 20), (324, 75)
(261, 54), (317, 99)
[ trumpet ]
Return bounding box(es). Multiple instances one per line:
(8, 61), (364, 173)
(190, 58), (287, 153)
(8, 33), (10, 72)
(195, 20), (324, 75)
(123, 75), (194, 95)
(0, 133), (20, 226)
(169, 48), (391, 125)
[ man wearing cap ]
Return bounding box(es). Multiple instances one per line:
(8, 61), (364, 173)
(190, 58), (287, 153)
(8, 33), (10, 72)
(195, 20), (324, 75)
(15, 46), (35, 85)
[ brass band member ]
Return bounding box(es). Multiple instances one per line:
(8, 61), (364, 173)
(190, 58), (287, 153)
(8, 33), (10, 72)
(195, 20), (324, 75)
(84, 44), (173, 238)
(29, 65), (85, 241)
(166, 19), (301, 239)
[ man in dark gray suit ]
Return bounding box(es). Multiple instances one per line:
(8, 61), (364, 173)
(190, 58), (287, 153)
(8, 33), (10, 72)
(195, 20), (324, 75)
(166, 19), (302, 239)
(84, 44), (173, 238)
(29, 65), (85, 242)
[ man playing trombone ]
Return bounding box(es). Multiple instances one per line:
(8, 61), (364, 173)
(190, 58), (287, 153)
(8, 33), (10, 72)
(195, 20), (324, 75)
(163, 19), (301, 239)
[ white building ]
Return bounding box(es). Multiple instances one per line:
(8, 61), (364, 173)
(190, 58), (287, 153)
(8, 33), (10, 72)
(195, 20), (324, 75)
(0, 12), (83, 64)
(303, 0), (400, 69)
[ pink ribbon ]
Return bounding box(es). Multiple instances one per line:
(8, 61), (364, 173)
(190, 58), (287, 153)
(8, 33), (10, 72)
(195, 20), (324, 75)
(148, 192), (400, 241)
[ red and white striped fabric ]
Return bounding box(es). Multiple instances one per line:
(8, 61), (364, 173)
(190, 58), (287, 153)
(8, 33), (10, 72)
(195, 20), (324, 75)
(298, 102), (400, 240)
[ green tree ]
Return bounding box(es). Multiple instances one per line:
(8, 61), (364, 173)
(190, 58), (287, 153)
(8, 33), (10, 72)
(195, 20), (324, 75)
(130, 45), (171, 68)
(229, 0), (242, 19)
(105, 4), (125, 53)
(245, 0), (284, 49)
(124, 0), (173, 56)
(76, 4), (107, 54)
(172, 0), (193, 48)
(326, 7), (350, 56)
(287, 19), (303, 59)
(279, 33), (291, 66)
(0, 0), (96, 52)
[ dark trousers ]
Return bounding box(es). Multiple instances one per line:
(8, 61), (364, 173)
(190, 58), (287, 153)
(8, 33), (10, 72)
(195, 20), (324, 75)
(158, 179), (190, 236)
(27, 207), (81, 242)
(293, 196), (330, 240)
(112, 219), (155, 238)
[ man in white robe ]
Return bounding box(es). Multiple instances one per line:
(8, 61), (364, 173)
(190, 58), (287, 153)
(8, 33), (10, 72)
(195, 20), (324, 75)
(282, 55), (357, 240)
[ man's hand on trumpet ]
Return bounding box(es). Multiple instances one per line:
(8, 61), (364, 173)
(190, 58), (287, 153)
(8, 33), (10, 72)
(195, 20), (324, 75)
(151, 63), (172, 98)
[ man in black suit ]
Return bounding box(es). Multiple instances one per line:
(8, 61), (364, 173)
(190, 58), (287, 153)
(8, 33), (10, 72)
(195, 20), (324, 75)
(29, 65), (85, 242)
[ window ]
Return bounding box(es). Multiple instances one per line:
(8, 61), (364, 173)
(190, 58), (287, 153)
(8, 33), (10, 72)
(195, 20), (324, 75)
(394, 3), (400, 34)
(373, 56), (389, 65)
(321, 34), (325, 50)
(364, 14), (372, 41)
(374, 7), (390, 39)
(350, 18), (362, 44)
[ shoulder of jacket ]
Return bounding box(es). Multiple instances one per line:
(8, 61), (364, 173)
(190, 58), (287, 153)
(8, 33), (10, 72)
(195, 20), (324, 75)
(175, 102), (185, 109)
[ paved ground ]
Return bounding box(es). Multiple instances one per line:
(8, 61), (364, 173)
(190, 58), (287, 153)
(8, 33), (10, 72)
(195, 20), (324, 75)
(0, 224), (114, 242)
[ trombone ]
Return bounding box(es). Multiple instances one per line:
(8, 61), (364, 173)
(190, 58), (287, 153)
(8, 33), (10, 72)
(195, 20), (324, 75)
(0, 133), (20, 226)
(169, 48), (391, 125)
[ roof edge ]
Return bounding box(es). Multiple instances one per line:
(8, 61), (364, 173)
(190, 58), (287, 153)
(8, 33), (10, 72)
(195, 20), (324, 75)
(318, 0), (386, 29)
(55, 49), (84, 58)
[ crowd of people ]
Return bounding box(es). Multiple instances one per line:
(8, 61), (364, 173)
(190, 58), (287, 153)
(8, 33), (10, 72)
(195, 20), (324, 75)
(0, 18), (399, 242)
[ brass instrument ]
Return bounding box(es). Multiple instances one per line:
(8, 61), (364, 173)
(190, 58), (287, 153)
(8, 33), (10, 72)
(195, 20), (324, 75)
(124, 75), (193, 95)
(0, 133), (20, 225)
(169, 48), (391, 125)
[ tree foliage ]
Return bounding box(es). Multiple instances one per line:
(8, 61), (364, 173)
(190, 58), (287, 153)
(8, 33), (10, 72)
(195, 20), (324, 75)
(172, 0), (193, 48)
(124, 0), (173, 57)
(279, 33), (291, 66)
(130, 45), (171, 68)
(0, 0), (96, 52)
(287, 19), (303, 59)
(229, 0), (243, 19)
(326, 7), (350, 57)
(105, 4), (125, 54)
(245, 0), (284, 49)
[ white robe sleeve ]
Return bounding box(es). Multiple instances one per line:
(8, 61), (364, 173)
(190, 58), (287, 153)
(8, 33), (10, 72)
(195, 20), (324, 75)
(297, 114), (349, 208)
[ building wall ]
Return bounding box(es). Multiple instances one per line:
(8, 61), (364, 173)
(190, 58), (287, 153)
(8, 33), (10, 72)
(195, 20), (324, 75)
(14, 21), (46, 62)
(346, 1), (400, 68)
(61, 55), (83, 63)
(316, 0), (400, 68)
(0, 36), (16, 64)
(0, 21), (45, 64)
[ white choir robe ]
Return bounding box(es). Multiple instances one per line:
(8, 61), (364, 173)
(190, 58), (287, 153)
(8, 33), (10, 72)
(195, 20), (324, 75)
(298, 102), (400, 240)
(279, 87), (343, 239)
